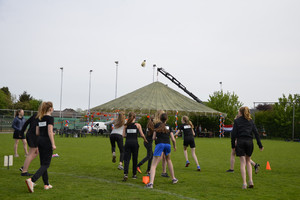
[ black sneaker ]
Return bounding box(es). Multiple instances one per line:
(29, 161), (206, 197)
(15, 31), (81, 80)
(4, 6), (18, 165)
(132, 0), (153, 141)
(132, 175), (137, 179)
(145, 183), (153, 189)
(19, 166), (24, 172)
(161, 173), (169, 178)
(123, 175), (128, 182)
(226, 169), (234, 173)
(254, 163), (260, 174)
(21, 172), (33, 176)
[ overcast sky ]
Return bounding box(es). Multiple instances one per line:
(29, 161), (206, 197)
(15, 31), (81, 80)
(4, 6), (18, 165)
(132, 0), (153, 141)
(0, 0), (299, 111)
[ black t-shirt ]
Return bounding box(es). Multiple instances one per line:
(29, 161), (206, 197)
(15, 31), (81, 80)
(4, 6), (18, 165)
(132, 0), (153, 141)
(155, 123), (173, 144)
(125, 123), (139, 143)
(179, 123), (194, 139)
(38, 115), (54, 138)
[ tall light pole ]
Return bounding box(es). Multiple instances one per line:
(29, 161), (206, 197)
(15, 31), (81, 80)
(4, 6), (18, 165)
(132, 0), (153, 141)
(59, 67), (63, 118)
(153, 64), (156, 83)
(88, 69), (93, 124)
(219, 81), (223, 91)
(115, 61), (118, 99)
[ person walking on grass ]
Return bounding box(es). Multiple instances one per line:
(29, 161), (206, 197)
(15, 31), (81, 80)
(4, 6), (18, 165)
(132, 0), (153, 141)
(12, 109), (28, 157)
(227, 113), (260, 174)
(25, 102), (56, 193)
(122, 112), (148, 181)
(105, 112), (125, 170)
(231, 106), (263, 189)
(20, 113), (39, 176)
(137, 116), (154, 175)
(146, 113), (177, 189)
(226, 141), (260, 174)
(175, 116), (201, 171)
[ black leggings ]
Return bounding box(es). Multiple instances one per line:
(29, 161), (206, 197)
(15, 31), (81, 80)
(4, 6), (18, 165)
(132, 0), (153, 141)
(31, 137), (52, 185)
(124, 142), (139, 175)
(110, 134), (124, 163)
(137, 141), (153, 171)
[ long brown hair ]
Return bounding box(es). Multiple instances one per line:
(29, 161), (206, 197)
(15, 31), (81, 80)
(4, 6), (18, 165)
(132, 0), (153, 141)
(155, 113), (169, 133)
(153, 110), (164, 124)
(114, 112), (125, 128)
(37, 101), (53, 120)
(147, 116), (154, 136)
(125, 112), (136, 125)
(239, 106), (252, 121)
(182, 116), (194, 129)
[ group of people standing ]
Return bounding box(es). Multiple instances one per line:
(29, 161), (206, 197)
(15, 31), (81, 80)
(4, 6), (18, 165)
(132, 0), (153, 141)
(107, 106), (263, 189)
(107, 110), (201, 188)
(12, 102), (56, 193)
(14, 104), (263, 192)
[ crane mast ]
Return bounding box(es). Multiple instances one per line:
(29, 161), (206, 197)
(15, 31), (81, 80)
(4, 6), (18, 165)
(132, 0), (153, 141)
(157, 68), (202, 103)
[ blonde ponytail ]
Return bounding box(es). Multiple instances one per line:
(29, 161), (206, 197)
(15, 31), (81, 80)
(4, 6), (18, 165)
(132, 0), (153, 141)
(37, 101), (53, 120)
(239, 106), (252, 121)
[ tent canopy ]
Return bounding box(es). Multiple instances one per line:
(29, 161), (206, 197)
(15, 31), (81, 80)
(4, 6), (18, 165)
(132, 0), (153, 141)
(92, 81), (221, 115)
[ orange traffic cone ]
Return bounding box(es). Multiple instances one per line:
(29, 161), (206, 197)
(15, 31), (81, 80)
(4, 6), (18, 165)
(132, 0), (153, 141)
(143, 176), (150, 184)
(266, 161), (271, 170)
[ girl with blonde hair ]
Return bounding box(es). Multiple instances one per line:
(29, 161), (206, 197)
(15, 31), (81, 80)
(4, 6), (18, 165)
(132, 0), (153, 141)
(175, 116), (201, 171)
(231, 106), (263, 189)
(25, 102), (56, 193)
(105, 112), (126, 170)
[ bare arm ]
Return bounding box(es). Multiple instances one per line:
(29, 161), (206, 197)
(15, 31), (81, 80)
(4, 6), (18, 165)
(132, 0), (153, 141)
(152, 131), (157, 141)
(170, 132), (176, 151)
(174, 130), (180, 136)
(36, 126), (40, 136)
(192, 129), (195, 136)
(137, 123), (148, 143)
(48, 125), (56, 150)
(122, 126), (126, 138)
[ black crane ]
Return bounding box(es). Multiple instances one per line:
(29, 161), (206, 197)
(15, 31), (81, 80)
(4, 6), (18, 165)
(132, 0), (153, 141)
(157, 68), (202, 103)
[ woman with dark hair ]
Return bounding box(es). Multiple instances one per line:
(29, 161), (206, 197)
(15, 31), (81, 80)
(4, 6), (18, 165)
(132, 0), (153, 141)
(20, 113), (39, 176)
(175, 116), (201, 171)
(122, 112), (147, 181)
(12, 109), (28, 157)
(25, 102), (56, 193)
(146, 113), (177, 189)
(105, 112), (125, 170)
(137, 116), (154, 175)
(231, 106), (264, 189)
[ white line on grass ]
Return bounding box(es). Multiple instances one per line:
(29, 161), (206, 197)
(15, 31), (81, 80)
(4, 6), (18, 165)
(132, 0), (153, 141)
(51, 171), (197, 200)
(2, 168), (197, 199)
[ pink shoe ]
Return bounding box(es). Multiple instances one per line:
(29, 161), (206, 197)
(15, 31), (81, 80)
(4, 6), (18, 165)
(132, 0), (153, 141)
(44, 184), (53, 190)
(25, 178), (35, 193)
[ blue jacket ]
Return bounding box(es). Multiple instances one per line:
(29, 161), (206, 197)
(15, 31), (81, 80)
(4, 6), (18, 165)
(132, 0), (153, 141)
(12, 116), (26, 132)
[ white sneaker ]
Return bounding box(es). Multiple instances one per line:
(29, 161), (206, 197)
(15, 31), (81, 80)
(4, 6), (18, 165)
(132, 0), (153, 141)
(25, 178), (35, 193)
(44, 184), (53, 190)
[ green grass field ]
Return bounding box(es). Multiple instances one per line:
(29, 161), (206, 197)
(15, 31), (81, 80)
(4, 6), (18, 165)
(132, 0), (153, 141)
(0, 133), (299, 200)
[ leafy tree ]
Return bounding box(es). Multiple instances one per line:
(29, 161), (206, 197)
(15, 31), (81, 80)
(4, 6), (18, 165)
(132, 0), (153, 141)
(256, 104), (273, 111)
(254, 94), (300, 139)
(205, 90), (243, 125)
(0, 90), (9, 109)
(19, 91), (32, 102)
(0, 87), (13, 108)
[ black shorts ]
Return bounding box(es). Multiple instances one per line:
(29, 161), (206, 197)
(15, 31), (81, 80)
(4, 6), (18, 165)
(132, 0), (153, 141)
(26, 132), (38, 148)
(236, 138), (253, 157)
(13, 130), (25, 139)
(183, 137), (196, 148)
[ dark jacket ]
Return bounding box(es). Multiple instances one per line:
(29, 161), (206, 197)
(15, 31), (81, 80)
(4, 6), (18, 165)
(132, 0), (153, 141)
(21, 114), (37, 135)
(231, 116), (263, 149)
